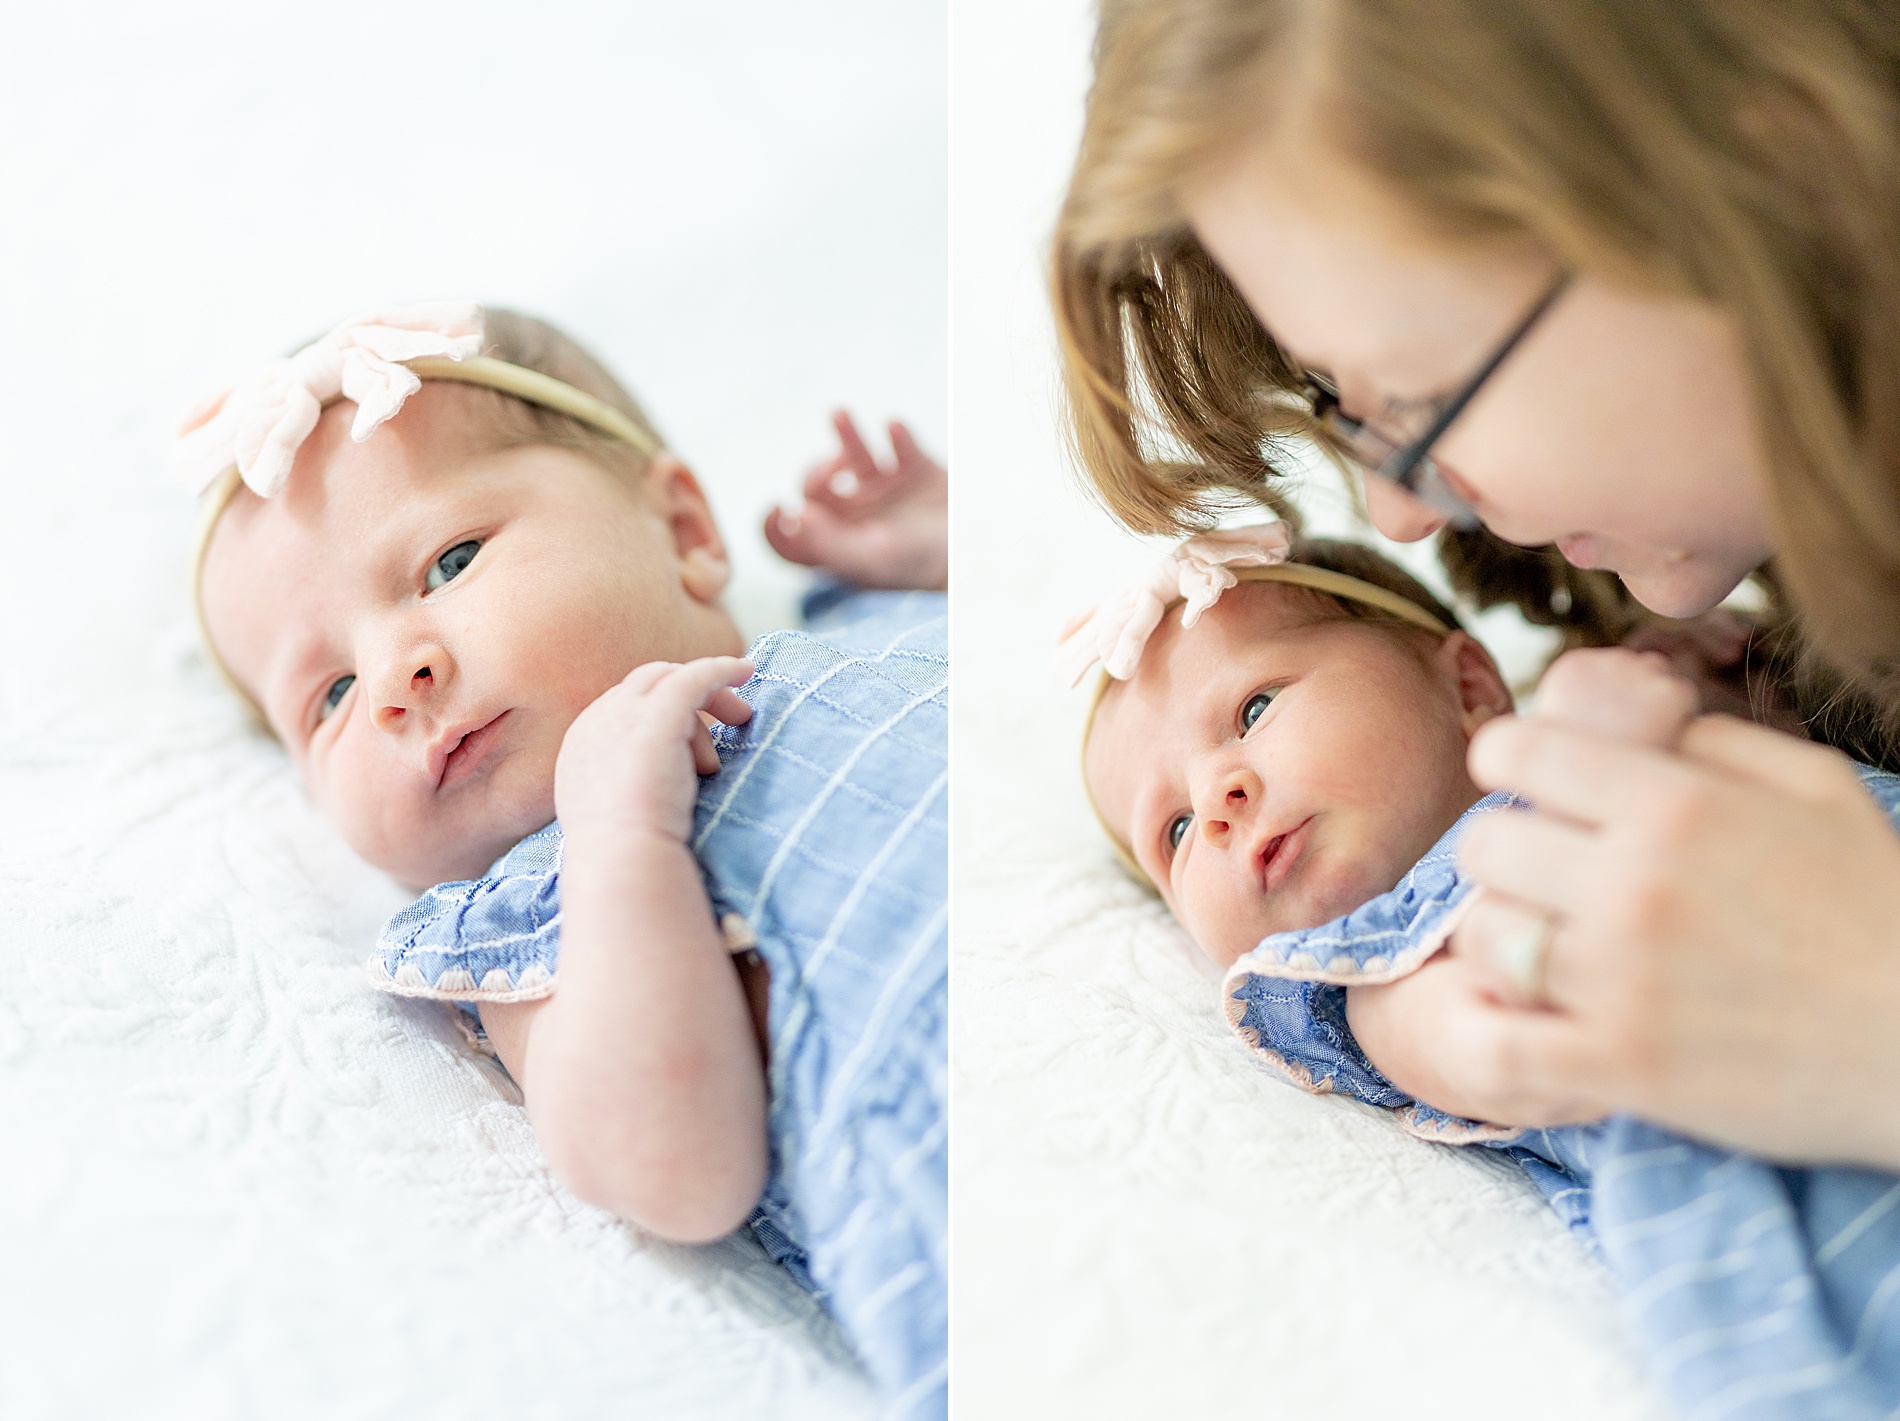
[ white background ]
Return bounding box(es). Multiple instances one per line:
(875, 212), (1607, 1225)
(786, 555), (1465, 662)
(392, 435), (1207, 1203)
(0, 5), (940, 1418)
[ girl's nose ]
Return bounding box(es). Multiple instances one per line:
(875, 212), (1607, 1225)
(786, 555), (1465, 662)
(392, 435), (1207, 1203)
(1362, 472), (1450, 543)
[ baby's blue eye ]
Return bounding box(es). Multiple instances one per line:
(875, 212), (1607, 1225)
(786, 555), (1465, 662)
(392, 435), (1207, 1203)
(1241, 690), (1278, 731)
(319, 674), (355, 721)
(426, 540), (481, 591)
(1167, 814), (1192, 852)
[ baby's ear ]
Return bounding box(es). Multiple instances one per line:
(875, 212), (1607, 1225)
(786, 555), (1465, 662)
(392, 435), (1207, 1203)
(644, 454), (730, 603)
(1437, 631), (1514, 734)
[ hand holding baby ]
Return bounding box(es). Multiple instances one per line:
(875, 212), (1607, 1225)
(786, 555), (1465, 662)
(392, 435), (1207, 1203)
(1450, 648), (1698, 1013)
(554, 656), (755, 847)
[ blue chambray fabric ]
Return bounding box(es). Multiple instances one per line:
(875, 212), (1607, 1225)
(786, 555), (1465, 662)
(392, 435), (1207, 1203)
(1225, 769), (1900, 1421)
(373, 588), (948, 1420)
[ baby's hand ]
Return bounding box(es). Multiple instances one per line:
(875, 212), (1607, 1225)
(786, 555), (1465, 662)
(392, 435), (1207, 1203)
(763, 410), (947, 591)
(1532, 645), (1699, 749)
(1619, 609), (1808, 737)
(554, 657), (754, 845)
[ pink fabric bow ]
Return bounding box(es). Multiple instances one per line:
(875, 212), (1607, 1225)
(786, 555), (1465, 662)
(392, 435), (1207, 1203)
(170, 302), (485, 498)
(1056, 523), (1294, 686)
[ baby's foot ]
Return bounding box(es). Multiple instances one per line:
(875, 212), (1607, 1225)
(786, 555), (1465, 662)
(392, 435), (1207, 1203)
(763, 411), (947, 591)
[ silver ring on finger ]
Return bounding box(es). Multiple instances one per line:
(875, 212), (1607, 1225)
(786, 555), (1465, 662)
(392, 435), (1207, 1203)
(1496, 911), (1558, 1005)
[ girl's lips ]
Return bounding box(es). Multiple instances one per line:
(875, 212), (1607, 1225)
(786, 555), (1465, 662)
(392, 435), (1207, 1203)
(438, 711), (510, 790)
(1259, 816), (1313, 893)
(1556, 533), (1604, 568)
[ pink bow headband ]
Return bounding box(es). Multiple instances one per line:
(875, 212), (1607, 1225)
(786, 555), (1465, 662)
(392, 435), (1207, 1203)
(170, 301), (664, 501)
(1056, 523), (1452, 688)
(171, 303), (486, 498)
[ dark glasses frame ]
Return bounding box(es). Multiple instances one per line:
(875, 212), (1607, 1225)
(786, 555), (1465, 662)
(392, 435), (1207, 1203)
(1299, 273), (1572, 530)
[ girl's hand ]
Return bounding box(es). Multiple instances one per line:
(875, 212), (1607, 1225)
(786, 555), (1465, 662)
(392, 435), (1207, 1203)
(1446, 709), (1900, 1168)
(763, 410), (947, 591)
(554, 656), (754, 846)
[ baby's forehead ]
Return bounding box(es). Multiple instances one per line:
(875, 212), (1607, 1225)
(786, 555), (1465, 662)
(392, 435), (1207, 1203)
(1088, 584), (1345, 754)
(1144, 579), (1331, 664)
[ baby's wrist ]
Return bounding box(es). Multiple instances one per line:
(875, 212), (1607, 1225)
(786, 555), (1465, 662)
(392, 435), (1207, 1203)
(556, 778), (695, 848)
(561, 812), (693, 870)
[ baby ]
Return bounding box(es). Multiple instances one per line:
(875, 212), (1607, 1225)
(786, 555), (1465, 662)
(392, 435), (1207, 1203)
(1067, 524), (1900, 1421)
(182, 304), (947, 1418)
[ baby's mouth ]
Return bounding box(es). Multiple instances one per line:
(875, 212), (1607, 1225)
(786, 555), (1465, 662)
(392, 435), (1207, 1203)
(1255, 816), (1313, 893)
(434, 711), (510, 790)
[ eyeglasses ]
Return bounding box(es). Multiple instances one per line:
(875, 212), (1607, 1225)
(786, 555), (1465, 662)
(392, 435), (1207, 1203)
(1299, 273), (1572, 531)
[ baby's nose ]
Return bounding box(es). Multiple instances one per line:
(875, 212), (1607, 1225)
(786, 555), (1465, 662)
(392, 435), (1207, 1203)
(1197, 768), (1262, 843)
(371, 665), (435, 731)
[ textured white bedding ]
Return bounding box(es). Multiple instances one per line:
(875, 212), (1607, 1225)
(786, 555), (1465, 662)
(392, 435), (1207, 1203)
(0, 5), (941, 1417)
(950, 2), (1671, 1415)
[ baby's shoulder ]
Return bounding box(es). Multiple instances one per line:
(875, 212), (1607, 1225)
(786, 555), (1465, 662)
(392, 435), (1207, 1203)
(368, 822), (565, 1003)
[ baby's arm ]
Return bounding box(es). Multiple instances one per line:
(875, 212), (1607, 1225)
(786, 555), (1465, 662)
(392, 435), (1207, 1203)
(1345, 648), (1699, 1126)
(763, 410), (947, 591)
(479, 657), (768, 1242)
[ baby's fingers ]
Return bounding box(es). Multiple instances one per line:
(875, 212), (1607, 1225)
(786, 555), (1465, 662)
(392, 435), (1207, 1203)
(888, 421), (946, 486)
(665, 655), (753, 703)
(690, 719), (722, 776)
(704, 685), (754, 727)
(830, 409), (882, 484)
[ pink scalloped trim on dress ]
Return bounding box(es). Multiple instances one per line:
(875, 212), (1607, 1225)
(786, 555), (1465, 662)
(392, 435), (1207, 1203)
(365, 956), (557, 1004)
(1221, 888), (1525, 1143)
(1220, 889), (1485, 991)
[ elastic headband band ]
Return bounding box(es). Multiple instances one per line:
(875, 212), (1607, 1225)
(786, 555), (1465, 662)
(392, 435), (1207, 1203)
(1081, 563), (1454, 889)
(190, 354), (665, 724)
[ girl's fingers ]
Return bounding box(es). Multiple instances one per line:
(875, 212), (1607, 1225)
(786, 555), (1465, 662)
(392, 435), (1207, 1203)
(1679, 713), (1867, 805)
(1427, 985), (1611, 1126)
(1457, 807), (1603, 919)
(1468, 714), (1704, 828)
(1448, 887), (1577, 1009)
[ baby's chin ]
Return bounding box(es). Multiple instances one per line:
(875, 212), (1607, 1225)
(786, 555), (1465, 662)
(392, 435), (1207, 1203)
(341, 795), (557, 890)
(1191, 841), (1418, 969)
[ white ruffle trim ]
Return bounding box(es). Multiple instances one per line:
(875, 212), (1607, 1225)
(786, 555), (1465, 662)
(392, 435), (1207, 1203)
(366, 957), (556, 1004)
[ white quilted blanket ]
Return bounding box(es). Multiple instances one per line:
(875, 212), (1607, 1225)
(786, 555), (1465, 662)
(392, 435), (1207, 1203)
(0, 5), (940, 1417)
(950, 1), (1672, 1415)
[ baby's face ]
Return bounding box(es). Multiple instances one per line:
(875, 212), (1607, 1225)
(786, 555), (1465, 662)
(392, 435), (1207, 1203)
(1086, 585), (1506, 968)
(200, 385), (742, 887)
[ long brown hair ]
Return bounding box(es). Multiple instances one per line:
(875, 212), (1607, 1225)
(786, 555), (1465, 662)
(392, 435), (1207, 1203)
(1054, 0), (1900, 764)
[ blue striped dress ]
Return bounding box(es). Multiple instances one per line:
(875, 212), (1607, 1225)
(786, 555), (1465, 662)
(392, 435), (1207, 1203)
(369, 589), (947, 1419)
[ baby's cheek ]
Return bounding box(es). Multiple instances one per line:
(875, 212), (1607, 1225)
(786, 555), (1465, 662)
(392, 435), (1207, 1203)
(1177, 874), (1262, 969)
